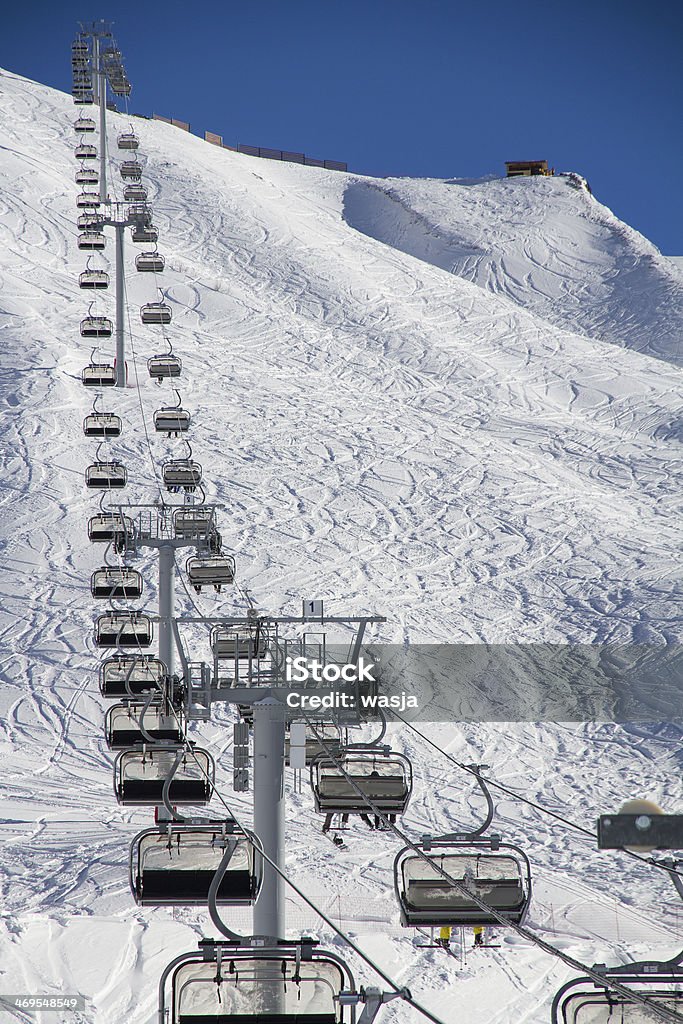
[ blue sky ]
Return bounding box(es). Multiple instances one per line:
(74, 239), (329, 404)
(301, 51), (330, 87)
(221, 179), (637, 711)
(5, 0), (682, 252)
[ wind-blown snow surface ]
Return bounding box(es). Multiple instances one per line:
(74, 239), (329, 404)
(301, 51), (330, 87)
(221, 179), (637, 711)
(0, 67), (681, 1023)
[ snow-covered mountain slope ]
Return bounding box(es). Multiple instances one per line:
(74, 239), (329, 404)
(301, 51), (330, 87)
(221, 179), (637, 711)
(343, 174), (683, 367)
(0, 66), (681, 1024)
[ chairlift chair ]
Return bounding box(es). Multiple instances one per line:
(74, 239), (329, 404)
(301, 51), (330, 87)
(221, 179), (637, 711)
(128, 202), (152, 223)
(154, 406), (190, 435)
(76, 192), (101, 209)
(131, 224), (158, 244)
(105, 702), (184, 749)
(140, 301), (172, 324)
(147, 353), (180, 379)
(160, 941), (356, 1024)
(75, 167), (99, 185)
(211, 624), (268, 661)
(79, 268), (109, 289)
(163, 459), (202, 492)
(117, 130), (139, 150)
(77, 213), (103, 231)
(114, 745), (214, 805)
(72, 96), (94, 106)
(286, 724), (344, 766)
(91, 566), (143, 599)
(311, 750), (413, 818)
(80, 315), (112, 337)
(186, 554), (235, 593)
(81, 362), (115, 386)
(99, 654), (168, 698)
(136, 250), (165, 273)
(78, 231), (105, 250)
(75, 144), (97, 160)
(83, 412), (121, 437)
(394, 837), (532, 928)
(129, 821), (261, 906)
(74, 117), (96, 133)
(120, 160), (142, 181)
(173, 507), (215, 541)
(124, 184), (148, 202)
(94, 611), (152, 648)
(552, 958), (683, 1024)
(85, 461), (127, 489)
(87, 513), (134, 545)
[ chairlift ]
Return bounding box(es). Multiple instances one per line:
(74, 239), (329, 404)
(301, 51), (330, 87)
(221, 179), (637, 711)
(88, 513), (134, 545)
(85, 461), (127, 489)
(394, 837), (532, 928)
(117, 130), (139, 150)
(76, 167), (99, 185)
(77, 213), (103, 231)
(140, 301), (171, 324)
(160, 941), (356, 1024)
(147, 353), (180, 379)
(78, 231), (105, 250)
(286, 724), (343, 766)
(80, 315), (112, 338)
(91, 566), (143, 599)
(120, 160), (142, 181)
(131, 224), (158, 244)
(124, 184), (147, 202)
(211, 623), (268, 661)
(129, 821), (261, 906)
(136, 250), (165, 273)
(105, 702), (184, 749)
(99, 655), (168, 698)
(128, 202), (152, 223)
(552, 957), (683, 1024)
(75, 144), (97, 160)
(186, 554), (235, 593)
(74, 117), (96, 133)
(83, 412), (121, 437)
(311, 750), (413, 818)
(154, 405), (190, 435)
(114, 745), (214, 805)
(71, 40), (89, 57)
(94, 611), (153, 648)
(76, 192), (101, 209)
(163, 459), (202, 492)
(173, 507), (215, 540)
(81, 362), (115, 386)
(79, 268), (109, 289)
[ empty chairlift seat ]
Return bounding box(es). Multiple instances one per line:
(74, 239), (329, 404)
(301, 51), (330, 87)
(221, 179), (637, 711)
(79, 268), (109, 289)
(147, 353), (180, 379)
(85, 461), (127, 489)
(80, 315), (112, 337)
(105, 702), (184, 749)
(394, 839), (532, 928)
(75, 144), (97, 160)
(117, 130), (139, 150)
(163, 459), (202, 492)
(186, 554), (235, 593)
(154, 405), (190, 435)
(81, 362), (115, 386)
(140, 302), (171, 324)
(114, 746), (214, 805)
(131, 224), (158, 244)
(74, 117), (96, 133)
(99, 655), (168, 698)
(173, 507), (215, 541)
(120, 160), (142, 181)
(162, 943), (354, 1024)
(83, 412), (121, 436)
(77, 213), (103, 231)
(94, 611), (152, 648)
(128, 202), (152, 224)
(75, 167), (99, 185)
(311, 751), (413, 817)
(76, 191), (101, 209)
(211, 624), (268, 661)
(124, 184), (148, 202)
(91, 566), (143, 599)
(136, 250), (165, 273)
(78, 231), (105, 250)
(88, 513), (134, 545)
(552, 961), (683, 1024)
(129, 821), (261, 906)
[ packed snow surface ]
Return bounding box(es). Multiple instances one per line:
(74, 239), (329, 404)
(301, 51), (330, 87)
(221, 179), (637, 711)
(0, 67), (681, 1023)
